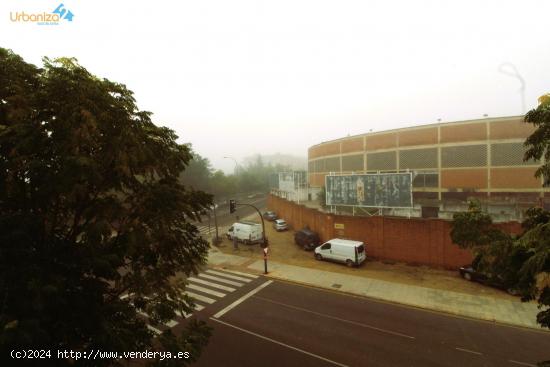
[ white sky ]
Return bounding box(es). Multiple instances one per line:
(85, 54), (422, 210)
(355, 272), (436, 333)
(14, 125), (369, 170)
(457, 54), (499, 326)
(2, 0), (550, 172)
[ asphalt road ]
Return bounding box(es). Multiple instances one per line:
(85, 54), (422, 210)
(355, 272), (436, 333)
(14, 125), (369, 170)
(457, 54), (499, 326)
(187, 276), (550, 367)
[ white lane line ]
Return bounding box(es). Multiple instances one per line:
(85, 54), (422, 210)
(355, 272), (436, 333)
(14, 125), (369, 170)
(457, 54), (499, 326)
(187, 284), (227, 298)
(194, 304), (205, 311)
(210, 318), (349, 367)
(508, 360), (537, 367)
(185, 291), (216, 304)
(216, 269), (259, 279)
(199, 274), (245, 287)
(189, 277), (236, 292)
(455, 347), (483, 356)
(147, 325), (162, 335)
(254, 296), (415, 340)
(213, 280), (273, 319)
(206, 269), (252, 283)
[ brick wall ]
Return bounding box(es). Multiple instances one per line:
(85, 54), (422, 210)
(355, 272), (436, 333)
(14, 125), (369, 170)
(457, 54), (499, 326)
(268, 195), (524, 269)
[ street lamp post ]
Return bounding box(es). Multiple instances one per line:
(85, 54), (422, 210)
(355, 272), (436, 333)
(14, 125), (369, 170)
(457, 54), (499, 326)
(223, 156), (238, 175)
(498, 62), (526, 114)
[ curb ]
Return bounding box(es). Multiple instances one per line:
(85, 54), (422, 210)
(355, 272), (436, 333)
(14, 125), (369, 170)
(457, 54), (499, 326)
(257, 271), (547, 333)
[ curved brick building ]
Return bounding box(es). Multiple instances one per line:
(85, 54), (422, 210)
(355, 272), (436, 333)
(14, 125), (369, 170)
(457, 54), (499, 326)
(307, 116), (550, 220)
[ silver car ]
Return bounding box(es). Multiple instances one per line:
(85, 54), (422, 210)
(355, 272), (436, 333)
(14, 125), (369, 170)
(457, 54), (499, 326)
(273, 219), (288, 231)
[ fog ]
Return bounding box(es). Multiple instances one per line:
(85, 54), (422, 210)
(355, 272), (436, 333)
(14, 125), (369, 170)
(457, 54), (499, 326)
(2, 0), (549, 172)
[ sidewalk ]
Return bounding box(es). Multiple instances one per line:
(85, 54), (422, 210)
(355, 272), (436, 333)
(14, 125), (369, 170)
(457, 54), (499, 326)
(207, 247), (545, 331)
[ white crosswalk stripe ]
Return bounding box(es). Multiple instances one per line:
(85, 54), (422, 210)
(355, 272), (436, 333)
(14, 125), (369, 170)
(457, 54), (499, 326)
(184, 291), (216, 304)
(188, 277), (236, 292)
(206, 269), (253, 283)
(187, 284), (226, 298)
(121, 268), (260, 337)
(147, 325), (162, 335)
(219, 269), (259, 279)
(199, 273), (246, 287)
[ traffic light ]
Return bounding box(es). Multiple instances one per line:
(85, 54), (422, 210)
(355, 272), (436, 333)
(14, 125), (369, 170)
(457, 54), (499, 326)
(229, 199), (236, 214)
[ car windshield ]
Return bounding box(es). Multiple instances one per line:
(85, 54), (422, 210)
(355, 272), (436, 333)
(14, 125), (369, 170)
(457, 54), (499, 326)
(356, 245), (365, 253)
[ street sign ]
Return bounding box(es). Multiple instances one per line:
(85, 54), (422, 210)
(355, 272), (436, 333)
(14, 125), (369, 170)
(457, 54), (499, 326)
(263, 247), (269, 255)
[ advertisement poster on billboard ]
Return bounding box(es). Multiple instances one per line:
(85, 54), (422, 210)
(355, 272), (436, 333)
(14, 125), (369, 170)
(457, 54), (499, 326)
(325, 173), (412, 208)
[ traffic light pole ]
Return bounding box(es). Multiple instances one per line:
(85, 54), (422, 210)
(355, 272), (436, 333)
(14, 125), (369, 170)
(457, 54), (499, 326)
(213, 204), (219, 243)
(230, 200), (268, 273)
(232, 202), (267, 246)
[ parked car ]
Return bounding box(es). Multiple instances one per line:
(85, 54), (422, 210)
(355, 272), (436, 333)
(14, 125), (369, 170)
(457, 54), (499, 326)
(262, 211), (277, 221)
(294, 228), (320, 251)
(459, 265), (487, 282)
(459, 264), (519, 295)
(314, 238), (366, 267)
(273, 219), (288, 231)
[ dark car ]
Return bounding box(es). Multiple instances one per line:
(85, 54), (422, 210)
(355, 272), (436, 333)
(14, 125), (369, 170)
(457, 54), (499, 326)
(459, 265), (487, 282)
(459, 264), (519, 295)
(294, 228), (320, 251)
(262, 211), (277, 221)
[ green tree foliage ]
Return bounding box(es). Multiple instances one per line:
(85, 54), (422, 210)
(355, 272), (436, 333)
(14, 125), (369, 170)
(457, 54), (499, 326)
(450, 200), (498, 249)
(451, 202), (549, 328)
(450, 201), (520, 287)
(0, 48), (211, 366)
(517, 212), (550, 329)
(450, 94), (550, 336)
(521, 95), (550, 332)
(178, 152), (290, 203)
(524, 93), (550, 180)
(178, 146), (214, 192)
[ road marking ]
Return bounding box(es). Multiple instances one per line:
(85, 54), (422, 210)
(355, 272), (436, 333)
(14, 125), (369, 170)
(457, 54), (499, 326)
(165, 320), (178, 327)
(213, 280), (273, 318)
(187, 284), (227, 298)
(189, 277), (236, 292)
(254, 296), (415, 340)
(508, 360), (537, 367)
(199, 273), (245, 287)
(147, 325), (162, 335)
(455, 347), (483, 356)
(210, 318), (349, 367)
(185, 291), (216, 304)
(216, 268), (259, 279)
(206, 269), (252, 283)
(176, 310), (192, 318)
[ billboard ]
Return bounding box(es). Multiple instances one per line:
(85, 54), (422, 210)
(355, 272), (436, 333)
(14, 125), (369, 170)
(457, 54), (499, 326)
(325, 173), (413, 208)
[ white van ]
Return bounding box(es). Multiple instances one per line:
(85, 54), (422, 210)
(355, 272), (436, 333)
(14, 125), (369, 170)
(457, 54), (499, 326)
(314, 238), (366, 267)
(226, 221), (264, 244)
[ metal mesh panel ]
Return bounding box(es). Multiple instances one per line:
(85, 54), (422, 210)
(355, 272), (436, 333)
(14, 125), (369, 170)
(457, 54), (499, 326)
(441, 145), (487, 167)
(342, 154), (364, 171)
(325, 157), (341, 172)
(313, 159), (325, 173)
(399, 148), (437, 169)
(491, 143), (537, 166)
(367, 151), (396, 171)
(412, 172), (439, 188)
